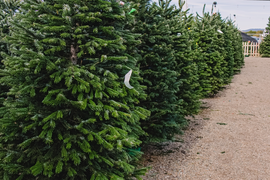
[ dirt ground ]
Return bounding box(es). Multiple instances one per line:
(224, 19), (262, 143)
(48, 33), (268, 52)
(141, 57), (270, 180)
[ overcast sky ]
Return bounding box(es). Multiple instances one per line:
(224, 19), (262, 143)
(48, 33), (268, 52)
(153, 0), (270, 31)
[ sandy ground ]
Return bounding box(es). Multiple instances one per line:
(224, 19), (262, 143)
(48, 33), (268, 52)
(142, 57), (270, 180)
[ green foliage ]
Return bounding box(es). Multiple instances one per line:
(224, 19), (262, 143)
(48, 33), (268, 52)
(221, 19), (235, 82)
(0, 0), (20, 111)
(0, 0), (150, 179)
(132, 0), (186, 142)
(260, 18), (270, 57)
(193, 10), (227, 96)
(260, 35), (270, 57)
(246, 30), (263, 37)
(232, 28), (244, 72)
(172, 9), (201, 116)
(0, 0), (245, 179)
(246, 30), (256, 34)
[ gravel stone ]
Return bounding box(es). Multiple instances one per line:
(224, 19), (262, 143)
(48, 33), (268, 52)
(141, 57), (270, 180)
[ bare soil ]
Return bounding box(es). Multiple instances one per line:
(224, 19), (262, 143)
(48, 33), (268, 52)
(142, 57), (270, 180)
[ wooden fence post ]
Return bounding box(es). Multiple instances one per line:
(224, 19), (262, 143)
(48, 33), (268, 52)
(242, 42), (260, 57)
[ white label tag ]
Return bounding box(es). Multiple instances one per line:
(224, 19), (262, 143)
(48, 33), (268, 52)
(124, 70), (134, 89)
(218, 30), (223, 34)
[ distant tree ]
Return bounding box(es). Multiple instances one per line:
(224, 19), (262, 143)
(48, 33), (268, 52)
(260, 17), (270, 57)
(246, 30), (263, 37)
(246, 30), (256, 35)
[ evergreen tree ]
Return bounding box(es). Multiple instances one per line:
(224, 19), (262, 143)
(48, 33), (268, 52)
(194, 6), (227, 96)
(171, 4), (201, 116)
(211, 13), (227, 84)
(0, 0), (150, 179)
(221, 19), (235, 83)
(232, 26), (244, 73)
(133, 0), (184, 142)
(260, 17), (270, 57)
(0, 0), (19, 110)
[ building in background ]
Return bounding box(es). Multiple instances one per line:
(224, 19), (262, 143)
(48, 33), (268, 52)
(251, 36), (262, 44)
(240, 31), (258, 43)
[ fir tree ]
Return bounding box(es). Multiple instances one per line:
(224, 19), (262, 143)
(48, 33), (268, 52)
(171, 3), (201, 116)
(194, 6), (227, 96)
(133, 0), (184, 142)
(211, 13), (227, 83)
(260, 17), (270, 57)
(221, 19), (235, 83)
(0, 0), (150, 179)
(0, 0), (19, 111)
(232, 26), (244, 73)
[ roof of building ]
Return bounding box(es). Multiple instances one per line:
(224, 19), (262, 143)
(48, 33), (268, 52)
(240, 32), (258, 43)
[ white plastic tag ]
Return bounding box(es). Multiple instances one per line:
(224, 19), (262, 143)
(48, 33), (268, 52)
(218, 30), (223, 34)
(124, 70), (134, 89)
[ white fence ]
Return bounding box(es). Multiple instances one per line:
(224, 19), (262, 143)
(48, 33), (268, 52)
(242, 42), (260, 57)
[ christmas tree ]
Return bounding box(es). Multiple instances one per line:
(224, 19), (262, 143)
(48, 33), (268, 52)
(221, 19), (235, 83)
(194, 6), (227, 96)
(211, 13), (227, 83)
(260, 17), (270, 57)
(232, 26), (244, 73)
(0, 0), (19, 112)
(0, 0), (150, 179)
(172, 3), (201, 116)
(133, 0), (185, 142)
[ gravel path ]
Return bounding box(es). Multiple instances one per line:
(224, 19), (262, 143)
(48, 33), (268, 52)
(142, 57), (270, 180)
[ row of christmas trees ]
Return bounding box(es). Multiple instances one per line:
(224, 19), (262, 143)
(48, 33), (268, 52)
(0, 0), (244, 179)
